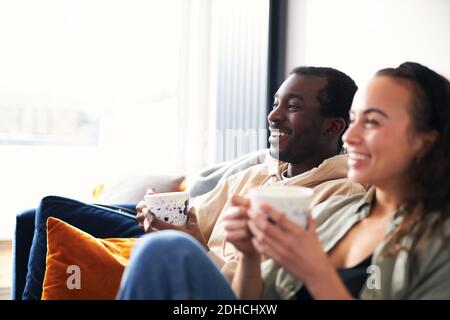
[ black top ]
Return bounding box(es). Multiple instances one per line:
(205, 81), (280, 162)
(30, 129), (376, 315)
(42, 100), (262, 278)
(296, 255), (373, 300)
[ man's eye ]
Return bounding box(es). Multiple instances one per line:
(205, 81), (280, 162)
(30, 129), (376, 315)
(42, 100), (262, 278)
(272, 102), (278, 109)
(288, 104), (300, 110)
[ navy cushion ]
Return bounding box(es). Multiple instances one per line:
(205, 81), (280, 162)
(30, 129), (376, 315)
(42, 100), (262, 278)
(22, 196), (144, 300)
(13, 208), (36, 300)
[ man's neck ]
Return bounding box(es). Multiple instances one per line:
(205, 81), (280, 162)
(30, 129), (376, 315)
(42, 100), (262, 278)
(285, 152), (338, 178)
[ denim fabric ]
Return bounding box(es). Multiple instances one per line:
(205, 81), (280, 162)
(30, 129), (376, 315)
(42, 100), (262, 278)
(21, 196), (144, 300)
(117, 230), (237, 300)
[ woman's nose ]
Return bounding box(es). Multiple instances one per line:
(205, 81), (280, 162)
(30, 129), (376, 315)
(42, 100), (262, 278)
(342, 122), (362, 146)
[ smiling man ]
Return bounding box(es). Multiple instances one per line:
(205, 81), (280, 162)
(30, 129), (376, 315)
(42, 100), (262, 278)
(268, 69), (349, 177)
(128, 66), (368, 292)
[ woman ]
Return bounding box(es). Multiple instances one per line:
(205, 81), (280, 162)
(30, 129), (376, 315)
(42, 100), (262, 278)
(117, 62), (450, 299)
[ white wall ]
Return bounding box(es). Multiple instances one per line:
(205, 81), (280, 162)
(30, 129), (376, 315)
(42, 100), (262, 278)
(286, 0), (450, 88)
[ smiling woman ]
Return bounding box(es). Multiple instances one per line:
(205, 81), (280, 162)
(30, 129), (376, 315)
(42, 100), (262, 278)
(255, 62), (450, 300)
(344, 76), (429, 184)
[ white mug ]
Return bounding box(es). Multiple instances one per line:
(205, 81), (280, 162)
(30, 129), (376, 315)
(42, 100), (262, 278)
(249, 185), (314, 228)
(144, 191), (190, 226)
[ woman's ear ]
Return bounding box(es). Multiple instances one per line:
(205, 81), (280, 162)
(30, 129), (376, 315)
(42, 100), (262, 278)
(416, 130), (439, 159)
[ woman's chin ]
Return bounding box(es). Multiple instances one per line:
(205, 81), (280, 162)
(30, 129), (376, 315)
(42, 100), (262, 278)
(347, 170), (370, 185)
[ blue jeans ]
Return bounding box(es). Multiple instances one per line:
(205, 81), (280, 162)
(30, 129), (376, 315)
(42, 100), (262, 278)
(14, 197), (143, 300)
(117, 230), (237, 300)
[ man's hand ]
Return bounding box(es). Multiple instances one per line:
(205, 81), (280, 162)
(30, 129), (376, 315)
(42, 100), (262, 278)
(136, 188), (157, 230)
(224, 195), (259, 258)
(136, 188), (208, 250)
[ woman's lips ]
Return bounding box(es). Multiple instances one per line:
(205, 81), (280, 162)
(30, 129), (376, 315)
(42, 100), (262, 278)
(347, 151), (371, 169)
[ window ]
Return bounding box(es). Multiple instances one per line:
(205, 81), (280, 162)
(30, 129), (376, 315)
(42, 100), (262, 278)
(0, 0), (212, 239)
(0, 0), (273, 239)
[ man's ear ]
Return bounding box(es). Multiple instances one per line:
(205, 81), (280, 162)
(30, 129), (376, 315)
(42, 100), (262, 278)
(323, 118), (346, 137)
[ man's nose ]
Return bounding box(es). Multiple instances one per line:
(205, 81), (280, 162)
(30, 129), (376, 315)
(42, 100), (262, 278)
(267, 104), (285, 124)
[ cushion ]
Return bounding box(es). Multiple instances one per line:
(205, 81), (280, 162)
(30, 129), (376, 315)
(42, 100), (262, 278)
(22, 196), (144, 300)
(42, 217), (139, 300)
(95, 174), (185, 204)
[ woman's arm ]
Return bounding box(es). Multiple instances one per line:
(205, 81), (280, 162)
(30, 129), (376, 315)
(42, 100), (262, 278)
(231, 253), (263, 299)
(302, 262), (352, 299)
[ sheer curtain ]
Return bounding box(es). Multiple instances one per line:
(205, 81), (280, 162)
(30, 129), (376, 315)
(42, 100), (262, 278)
(210, 0), (270, 163)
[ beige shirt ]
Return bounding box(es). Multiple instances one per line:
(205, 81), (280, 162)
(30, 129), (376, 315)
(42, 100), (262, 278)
(262, 188), (450, 300)
(194, 154), (367, 282)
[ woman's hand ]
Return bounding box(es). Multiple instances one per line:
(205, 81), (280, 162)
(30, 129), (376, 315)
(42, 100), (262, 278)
(247, 202), (352, 299)
(223, 195), (260, 259)
(247, 202), (330, 285)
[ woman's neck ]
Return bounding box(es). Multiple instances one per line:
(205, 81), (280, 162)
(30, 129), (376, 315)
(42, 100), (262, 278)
(373, 180), (413, 218)
(373, 189), (402, 216)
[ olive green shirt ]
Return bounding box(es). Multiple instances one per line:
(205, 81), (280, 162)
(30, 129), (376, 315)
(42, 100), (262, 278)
(261, 188), (450, 300)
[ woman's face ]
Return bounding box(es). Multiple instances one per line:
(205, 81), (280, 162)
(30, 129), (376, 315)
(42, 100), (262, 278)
(342, 76), (426, 188)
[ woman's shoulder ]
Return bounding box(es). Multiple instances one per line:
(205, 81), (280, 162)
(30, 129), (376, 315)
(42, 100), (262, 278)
(311, 190), (371, 226)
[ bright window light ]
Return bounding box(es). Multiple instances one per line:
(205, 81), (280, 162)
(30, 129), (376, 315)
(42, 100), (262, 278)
(0, 0), (206, 239)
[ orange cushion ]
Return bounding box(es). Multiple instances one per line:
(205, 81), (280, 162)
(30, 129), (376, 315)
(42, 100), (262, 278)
(42, 217), (139, 300)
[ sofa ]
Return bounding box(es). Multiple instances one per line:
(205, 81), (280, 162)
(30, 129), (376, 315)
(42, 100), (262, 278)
(13, 149), (269, 299)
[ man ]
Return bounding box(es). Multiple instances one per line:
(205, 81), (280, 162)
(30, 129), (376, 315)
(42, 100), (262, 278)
(134, 66), (366, 282)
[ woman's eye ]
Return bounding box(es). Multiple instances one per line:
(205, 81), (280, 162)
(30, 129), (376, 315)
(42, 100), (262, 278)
(365, 118), (379, 126)
(272, 102), (278, 109)
(288, 104), (300, 110)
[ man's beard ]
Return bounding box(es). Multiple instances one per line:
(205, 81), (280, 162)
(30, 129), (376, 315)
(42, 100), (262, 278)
(270, 143), (312, 164)
(269, 145), (293, 163)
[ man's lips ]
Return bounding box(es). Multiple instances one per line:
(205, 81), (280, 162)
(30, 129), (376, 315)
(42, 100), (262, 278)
(269, 127), (291, 138)
(269, 128), (290, 150)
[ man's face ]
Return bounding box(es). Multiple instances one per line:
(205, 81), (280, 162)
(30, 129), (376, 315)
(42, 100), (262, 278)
(268, 74), (328, 164)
